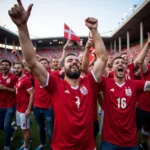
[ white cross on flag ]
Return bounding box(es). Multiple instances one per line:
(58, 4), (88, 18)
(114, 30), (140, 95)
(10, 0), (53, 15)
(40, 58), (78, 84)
(64, 23), (80, 42)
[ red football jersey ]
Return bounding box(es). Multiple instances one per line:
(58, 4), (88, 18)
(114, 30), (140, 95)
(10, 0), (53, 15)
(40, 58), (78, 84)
(0, 73), (18, 108)
(137, 65), (150, 112)
(44, 72), (99, 150)
(51, 70), (60, 78)
(100, 77), (145, 147)
(34, 76), (52, 109)
(16, 75), (33, 113)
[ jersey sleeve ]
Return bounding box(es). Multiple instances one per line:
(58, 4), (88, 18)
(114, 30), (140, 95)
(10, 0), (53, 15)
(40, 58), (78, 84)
(83, 72), (100, 94)
(43, 72), (62, 95)
(24, 78), (33, 91)
(135, 80), (146, 93)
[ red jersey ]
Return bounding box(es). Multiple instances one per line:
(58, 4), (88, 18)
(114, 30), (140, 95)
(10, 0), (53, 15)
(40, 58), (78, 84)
(34, 76), (52, 109)
(16, 75), (33, 113)
(24, 70), (34, 79)
(51, 70), (60, 78)
(0, 73), (18, 108)
(44, 72), (99, 150)
(137, 65), (150, 112)
(100, 77), (145, 147)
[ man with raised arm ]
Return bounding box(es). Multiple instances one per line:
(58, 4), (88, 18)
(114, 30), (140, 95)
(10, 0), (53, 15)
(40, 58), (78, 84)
(8, 1), (108, 149)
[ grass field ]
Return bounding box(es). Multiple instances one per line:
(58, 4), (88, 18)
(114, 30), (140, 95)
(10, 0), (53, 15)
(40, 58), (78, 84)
(0, 115), (145, 150)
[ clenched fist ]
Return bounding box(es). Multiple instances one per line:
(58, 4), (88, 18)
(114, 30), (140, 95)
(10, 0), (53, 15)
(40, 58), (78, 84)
(8, 0), (33, 27)
(85, 17), (98, 30)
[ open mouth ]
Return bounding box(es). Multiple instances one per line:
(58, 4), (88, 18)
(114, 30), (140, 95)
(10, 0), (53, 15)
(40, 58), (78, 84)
(118, 68), (123, 72)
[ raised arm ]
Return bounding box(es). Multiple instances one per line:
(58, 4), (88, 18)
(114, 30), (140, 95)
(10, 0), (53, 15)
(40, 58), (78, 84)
(8, 0), (47, 86)
(82, 33), (94, 74)
(12, 46), (22, 62)
(61, 39), (73, 61)
(85, 18), (108, 82)
(134, 33), (150, 67)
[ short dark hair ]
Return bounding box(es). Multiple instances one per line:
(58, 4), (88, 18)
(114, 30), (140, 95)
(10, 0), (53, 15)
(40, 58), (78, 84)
(61, 53), (77, 67)
(112, 56), (125, 65)
(14, 62), (24, 68)
(1, 59), (11, 67)
(39, 58), (49, 64)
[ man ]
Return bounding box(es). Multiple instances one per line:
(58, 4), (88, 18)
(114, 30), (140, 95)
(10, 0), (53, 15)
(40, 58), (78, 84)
(50, 57), (59, 71)
(33, 58), (53, 150)
(135, 33), (150, 150)
(0, 59), (18, 150)
(14, 62), (34, 150)
(99, 55), (150, 150)
(8, 1), (108, 149)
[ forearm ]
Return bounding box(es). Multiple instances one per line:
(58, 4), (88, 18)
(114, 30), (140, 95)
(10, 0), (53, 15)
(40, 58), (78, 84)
(136, 42), (150, 65)
(61, 48), (66, 61)
(27, 94), (34, 110)
(139, 63), (148, 74)
(17, 24), (37, 68)
(15, 52), (22, 62)
(5, 87), (16, 93)
(91, 29), (107, 59)
(82, 48), (90, 73)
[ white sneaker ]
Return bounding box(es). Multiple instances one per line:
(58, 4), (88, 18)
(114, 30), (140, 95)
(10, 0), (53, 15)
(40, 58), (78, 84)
(36, 144), (46, 150)
(11, 126), (18, 141)
(4, 147), (10, 150)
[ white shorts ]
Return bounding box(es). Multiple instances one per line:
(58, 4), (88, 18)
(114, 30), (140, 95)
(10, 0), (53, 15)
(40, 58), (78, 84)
(16, 111), (30, 129)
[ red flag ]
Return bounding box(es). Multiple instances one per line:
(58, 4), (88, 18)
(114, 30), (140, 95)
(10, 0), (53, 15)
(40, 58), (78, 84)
(64, 23), (80, 42)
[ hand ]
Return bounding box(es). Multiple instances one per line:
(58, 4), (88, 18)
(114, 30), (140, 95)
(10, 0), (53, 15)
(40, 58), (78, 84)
(0, 84), (6, 90)
(11, 47), (17, 55)
(25, 109), (31, 117)
(36, 54), (41, 60)
(77, 40), (83, 47)
(64, 39), (73, 49)
(147, 33), (150, 44)
(8, 0), (33, 27)
(85, 17), (98, 30)
(85, 33), (94, 49)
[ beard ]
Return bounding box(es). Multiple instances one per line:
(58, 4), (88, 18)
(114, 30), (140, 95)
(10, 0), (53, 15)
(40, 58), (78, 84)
(65, 68), (81, 79)
(14, 71), (22, 77)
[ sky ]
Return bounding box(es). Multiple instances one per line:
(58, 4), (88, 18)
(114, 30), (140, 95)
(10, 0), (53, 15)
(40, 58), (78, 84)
(0, 0), (144, 38)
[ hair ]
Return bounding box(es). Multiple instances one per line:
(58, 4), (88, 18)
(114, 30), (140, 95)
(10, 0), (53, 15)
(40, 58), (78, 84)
(120, 52), (127, 57)
(1, 59), (11, 67)
(14, 62), (24, 68)
(112, 56), (125, 65)
(39, 58), (49, 64)
(61, 53), (77, 67)
(51, 57), (58, 62)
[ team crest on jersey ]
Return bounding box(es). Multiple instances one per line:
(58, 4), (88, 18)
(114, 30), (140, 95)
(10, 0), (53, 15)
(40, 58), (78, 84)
(80, 86), (88, 95)
(125, 87), (132, 97)
(6, 78), (10, 84)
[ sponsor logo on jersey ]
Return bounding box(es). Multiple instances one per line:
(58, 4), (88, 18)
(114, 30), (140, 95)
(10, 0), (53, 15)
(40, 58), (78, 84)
(125, 87), (132, 96)
(6, 78), (10, 84)
(110, 88), (114, 92)
(80, 86), (88, 95)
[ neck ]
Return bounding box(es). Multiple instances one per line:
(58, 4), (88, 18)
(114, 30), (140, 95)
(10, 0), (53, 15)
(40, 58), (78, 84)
(114, 76), (125, 85)
(64, 76), (79, 87)
(51, 68), (57, 71)
(3, 72), (9, 77)
(18, 73), (24, 79)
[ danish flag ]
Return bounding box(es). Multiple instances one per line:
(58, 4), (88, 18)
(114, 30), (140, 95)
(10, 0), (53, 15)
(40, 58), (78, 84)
(64, 23), (80, 42)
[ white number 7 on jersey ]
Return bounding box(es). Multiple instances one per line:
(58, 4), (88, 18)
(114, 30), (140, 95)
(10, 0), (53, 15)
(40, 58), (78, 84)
(117, 98), (126, 109)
